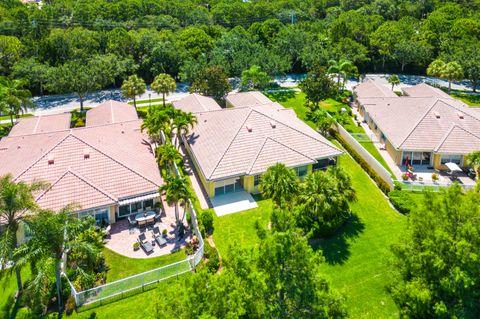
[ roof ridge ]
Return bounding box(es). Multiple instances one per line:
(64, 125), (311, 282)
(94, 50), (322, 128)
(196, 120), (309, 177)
(246, 137), (271, 174)
(247, 137), (315, 175)
(69, 134), (161, 187)
(14, 132), (71, 181)
(435, 124), (480, 152)
(35, 169), (71, 202)
(398, 98), (441, 148)
(250, 107), (341, 152)
(32, 116), (41, 134)
(208, 108), (254, 179)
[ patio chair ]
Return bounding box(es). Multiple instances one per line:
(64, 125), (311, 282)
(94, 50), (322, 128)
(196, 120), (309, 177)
(146, 217), (156, 227)
(103, 225), (111, 238)
(152, 227), (167, 246)
(137, 233), (154, 253)
(138, 219), (147, 230)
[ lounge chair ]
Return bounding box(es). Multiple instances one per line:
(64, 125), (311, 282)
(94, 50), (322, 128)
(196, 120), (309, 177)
(152, 227), (167, 246)
(138, 233), (154, 253)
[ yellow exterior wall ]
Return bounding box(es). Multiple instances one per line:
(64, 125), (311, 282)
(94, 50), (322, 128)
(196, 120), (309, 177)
(386, 140), (402, 165)
(243, 175), (255, 193)
(183, 139), (215, 198)
(109, 206), (117, 223)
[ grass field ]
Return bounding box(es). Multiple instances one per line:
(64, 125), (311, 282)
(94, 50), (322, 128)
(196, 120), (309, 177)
(128, 98), (164, 105)
(450, 92), (480, 106)
(360, 141), (395, 176)
(103, 248), (187, 282)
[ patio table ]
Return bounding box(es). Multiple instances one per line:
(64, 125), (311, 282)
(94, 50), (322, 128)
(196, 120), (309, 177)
(135, 211), (156, 223)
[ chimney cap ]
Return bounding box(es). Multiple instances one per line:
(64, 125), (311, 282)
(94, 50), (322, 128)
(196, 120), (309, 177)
(246, 124), (252, 132)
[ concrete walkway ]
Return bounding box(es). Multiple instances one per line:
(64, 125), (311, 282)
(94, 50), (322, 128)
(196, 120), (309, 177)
(211, 191), (258, 216)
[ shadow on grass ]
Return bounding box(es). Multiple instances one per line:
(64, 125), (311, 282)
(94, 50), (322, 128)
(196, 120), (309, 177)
(311, 213), (365, 265)
(265, 90), (296, 102)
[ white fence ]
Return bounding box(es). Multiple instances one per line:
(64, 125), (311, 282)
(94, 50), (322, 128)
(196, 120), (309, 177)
(401, 180), (476, 192)
(334, 122), (394, 190)
(65, 134), (204, 307)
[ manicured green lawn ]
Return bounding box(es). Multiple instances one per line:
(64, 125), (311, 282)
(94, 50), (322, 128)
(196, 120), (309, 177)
(0, 267), (31, 319)
(315, 153), (405, 318)
(103, 248), (187, 282)
(128, 97), (163, 105)
(212, 195), (273, 257)
(450, 92), (480, 106)
(0, 114), (33, 121)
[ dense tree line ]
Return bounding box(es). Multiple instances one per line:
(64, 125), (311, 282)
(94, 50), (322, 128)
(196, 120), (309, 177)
(1, 0), (480, 96)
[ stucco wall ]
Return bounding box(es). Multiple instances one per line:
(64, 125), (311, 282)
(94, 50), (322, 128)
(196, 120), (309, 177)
(386, 140), (402, 165)
(183, 141), (215, 197)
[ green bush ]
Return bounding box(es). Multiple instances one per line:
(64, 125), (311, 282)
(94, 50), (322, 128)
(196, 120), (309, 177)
(334, 132), (392, 194)
(199, 210), (214, 235)
(203, 242), (220, 274)
(65, 295), (76, 316)
(388, 190), (418, 214)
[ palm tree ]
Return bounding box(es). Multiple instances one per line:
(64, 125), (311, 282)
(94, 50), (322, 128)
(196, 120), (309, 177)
(15, 207), (99, 314)
(151, 73), (176, 108)
(121, 75), (146, 109)
(306, 109), (334, 136)
(427, 59), (464, 94)
(388, 74), (400, 91)
(327, 59), (358, 89)
(0, 174), (48, 295)
(465, 151), (480, 177)
(157, 143), (183, 175)
(0, 77), (33, 126)
(172, 110), (198, 148)
(327, 166), (356, 202)
(141, 104), (173, 145)
(160, 176), (191, 223)
(259, 163), (299, 208)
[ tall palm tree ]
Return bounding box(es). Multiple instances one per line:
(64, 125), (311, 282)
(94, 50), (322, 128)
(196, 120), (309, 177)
(327, 166), (356, 202)
(259, 163), (299, 208)
(160, 176), (191, 223)
(16, 207), (98, 314)
(0, 174), (48, 295)
(427, 59), (464, 94)
(157, 143), (183, 175)
(388, 74), (400, 91)
(172, 110), (198, 148)
(151, 73), (176, 108)
(0, 77), (33, 126)
(327, 59), (358, 89)
(465, 151), (480, 177)
(121, 75), (146, 109)
(141, 104), (173, 145)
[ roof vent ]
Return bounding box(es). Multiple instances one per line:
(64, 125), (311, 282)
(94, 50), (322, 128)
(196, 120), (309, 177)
(433, 111), (441, 119)
(83, 148), (90, 159)
(48, 154), (55, 165)
(246, 124), (253, 132)
(457, 112), (464, 119)
(270, 121), (276, 128)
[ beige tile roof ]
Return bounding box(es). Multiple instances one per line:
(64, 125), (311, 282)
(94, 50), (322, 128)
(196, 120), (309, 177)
(226, 91), (272, 108)
(402, 83), (451, 99)
(9, 113), (71, 137)
(86, 100), (138, 127)
(435, 125), (480, 154)
(0, 118), (161, 212)
(173, 94), (221, 113)
(359, 96), (480, 153)
(187, 102), (342, 180)
(353, 79), (398, 99)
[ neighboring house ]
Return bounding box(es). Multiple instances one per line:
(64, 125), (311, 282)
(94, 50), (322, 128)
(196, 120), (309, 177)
(0, 101), (162, 241)
(355, 81), (480, 170)
(353, 78), (398, 99)
(173, 92), (343, 198)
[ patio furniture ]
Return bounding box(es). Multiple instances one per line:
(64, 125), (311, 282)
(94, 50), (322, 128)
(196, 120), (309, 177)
(152, 227), (167, 246)
(103, 225), (111, 238)
(138, 219), (147, 230)
(138, 233), (154, 253)
(135, 211), (156, 222)
(445, 162), (462, 180)
(467, 168), (476, 179)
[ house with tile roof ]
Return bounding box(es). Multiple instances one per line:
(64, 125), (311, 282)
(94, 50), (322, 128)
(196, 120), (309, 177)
(356, 82), (480, 170)
(174, 92), (342, 198)
(0, 101), (162, 235)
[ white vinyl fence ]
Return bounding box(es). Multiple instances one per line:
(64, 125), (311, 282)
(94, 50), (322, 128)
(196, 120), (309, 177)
(64, 136), (204, 307)
(334, 122), (394, 190)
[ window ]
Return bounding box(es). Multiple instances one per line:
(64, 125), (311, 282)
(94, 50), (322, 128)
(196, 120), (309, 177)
(313, 159), (329, 171)
(402, 151), (432, 166)
(119, 205), (130, 217)
(441, 154), (462, 165)
(295, 166), (308, 177)
(79, 207), (110, 226)
(254, 175), (261, 187)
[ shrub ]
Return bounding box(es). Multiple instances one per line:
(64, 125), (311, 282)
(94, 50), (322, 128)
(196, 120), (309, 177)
(432, 173), (439, 182)
(401, 173), (409, 181)
(65, 295), (76, 315)
(133, 242), (140, 250)
(203, 242), (220, 274)
(15, 307), (32, 319)
(388, 190), (417, 214)
(199, 210), (214, 235)
(185, 242), (195, 255)
(334, 132), (392, 194)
